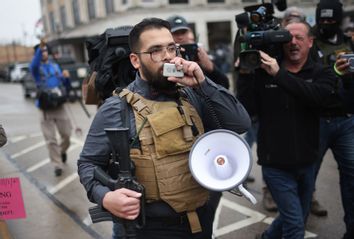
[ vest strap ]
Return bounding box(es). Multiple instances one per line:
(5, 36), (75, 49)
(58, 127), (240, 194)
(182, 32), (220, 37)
(187, 211), (202, 233)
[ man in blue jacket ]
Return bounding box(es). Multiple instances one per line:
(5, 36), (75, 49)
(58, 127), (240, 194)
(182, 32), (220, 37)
(30, 38), (72, 177)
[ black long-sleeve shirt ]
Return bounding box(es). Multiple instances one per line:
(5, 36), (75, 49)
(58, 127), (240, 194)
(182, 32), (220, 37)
(237, 57), (337, 169)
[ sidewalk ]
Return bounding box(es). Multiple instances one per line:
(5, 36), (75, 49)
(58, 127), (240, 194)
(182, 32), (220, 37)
(0, 150), (94, 239)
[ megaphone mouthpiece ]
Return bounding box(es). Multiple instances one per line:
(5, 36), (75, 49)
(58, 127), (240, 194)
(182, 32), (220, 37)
(214, 155), (233, 180)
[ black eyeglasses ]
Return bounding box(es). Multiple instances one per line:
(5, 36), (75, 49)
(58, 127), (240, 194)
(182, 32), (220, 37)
(135, 45), (180, 62)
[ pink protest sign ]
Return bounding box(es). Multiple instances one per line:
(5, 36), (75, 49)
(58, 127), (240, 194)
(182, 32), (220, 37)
(0, 177), (26, 220)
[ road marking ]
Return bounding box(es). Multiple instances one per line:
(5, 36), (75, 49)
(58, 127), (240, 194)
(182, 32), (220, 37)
(83, 214), (92, 226)
(70, 137), (84, 146)
(26, 158), (50, 172)
(29, 132), (43, 138)
(213, 197), (317, 238)
(213, 197), (265, 237)
(25, 144), (82, 173)
(48, 173), (79, 194)
(10, 133), (42, 143)
(11, 141), (46, 159)
(10, 135), (27, 143)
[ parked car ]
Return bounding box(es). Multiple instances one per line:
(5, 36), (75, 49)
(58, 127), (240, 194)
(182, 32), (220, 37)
(0, 68), (9, 82)
(10, 63), (30, 82)
(55, 56), (89, 101)
(21, 72), (37, 98)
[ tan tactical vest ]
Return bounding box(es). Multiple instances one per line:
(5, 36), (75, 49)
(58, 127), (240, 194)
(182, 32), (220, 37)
(119, 89), (209, 233)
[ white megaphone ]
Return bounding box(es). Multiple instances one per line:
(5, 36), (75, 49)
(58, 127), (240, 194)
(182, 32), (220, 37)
(189, 129), (257, 204)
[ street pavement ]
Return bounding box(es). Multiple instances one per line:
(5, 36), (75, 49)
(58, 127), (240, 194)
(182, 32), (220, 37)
(0, 83), (346, 239)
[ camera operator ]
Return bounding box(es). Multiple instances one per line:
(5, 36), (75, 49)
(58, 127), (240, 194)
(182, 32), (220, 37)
(237, 20), (337, 239)
(167, 15), (230, 89)
(311, 1), (354, 238)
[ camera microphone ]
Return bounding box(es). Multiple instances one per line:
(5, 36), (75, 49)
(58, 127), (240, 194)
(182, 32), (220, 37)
(272, 0), (287, 11)
(235, 12), (250, 28)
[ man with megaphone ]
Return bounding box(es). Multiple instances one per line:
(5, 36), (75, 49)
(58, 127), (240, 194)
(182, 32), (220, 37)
(237, 20), (337, 238)
(78, 18), (251, 239)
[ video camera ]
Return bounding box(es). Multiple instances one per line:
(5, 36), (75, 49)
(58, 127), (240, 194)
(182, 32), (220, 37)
(85, 26), (136, 103)
(235, 0), (292, 70)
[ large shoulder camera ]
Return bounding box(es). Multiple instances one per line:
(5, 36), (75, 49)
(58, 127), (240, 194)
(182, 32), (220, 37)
(235, 0), (292, 70)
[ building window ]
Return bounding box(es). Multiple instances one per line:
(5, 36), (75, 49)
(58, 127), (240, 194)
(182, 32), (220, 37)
(60, 6), (67, 29)
(122, 0), (127, 4)
(72, 0), (80, 25)
(207, 21), (231, 49)
(88, 0), (96, 20)
(207, 21), (232, 73)
(208, 0), (224, 3)
(105, 0), (114, 14)
(169, 0), (188, 4)
(49, 11), (56, 33)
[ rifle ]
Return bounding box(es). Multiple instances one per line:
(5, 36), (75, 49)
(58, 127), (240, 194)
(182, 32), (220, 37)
(89, 127), (145, 239)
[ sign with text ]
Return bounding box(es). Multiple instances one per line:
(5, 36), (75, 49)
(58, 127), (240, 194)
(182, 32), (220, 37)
(0, 177), (26, 220)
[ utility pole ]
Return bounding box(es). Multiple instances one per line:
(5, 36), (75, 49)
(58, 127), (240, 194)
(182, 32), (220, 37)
(6, 44), (11, 64)
(12, 41), (17, 62)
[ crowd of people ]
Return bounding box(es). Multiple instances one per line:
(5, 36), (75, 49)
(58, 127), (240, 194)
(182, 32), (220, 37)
(0, 0), (350, 238)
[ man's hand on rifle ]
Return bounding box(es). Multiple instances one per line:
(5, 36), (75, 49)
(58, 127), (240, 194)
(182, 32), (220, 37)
(103, 188), (142, 220)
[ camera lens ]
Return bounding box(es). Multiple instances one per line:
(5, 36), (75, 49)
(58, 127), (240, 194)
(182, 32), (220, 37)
(245, 53), (260, 66)
(240, 50), (261, 70)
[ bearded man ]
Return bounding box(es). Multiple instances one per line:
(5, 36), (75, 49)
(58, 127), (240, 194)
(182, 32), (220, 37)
(78, 17), (250, 239)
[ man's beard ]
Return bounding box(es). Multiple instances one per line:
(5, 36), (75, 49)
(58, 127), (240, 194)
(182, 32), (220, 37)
(140, 61), (177, 92)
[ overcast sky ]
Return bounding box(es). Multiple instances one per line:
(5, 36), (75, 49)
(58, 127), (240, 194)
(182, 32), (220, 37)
(0, 0), (41, 46)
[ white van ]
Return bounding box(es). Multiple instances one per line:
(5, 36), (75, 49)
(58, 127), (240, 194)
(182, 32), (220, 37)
(10, 63), (30, 82)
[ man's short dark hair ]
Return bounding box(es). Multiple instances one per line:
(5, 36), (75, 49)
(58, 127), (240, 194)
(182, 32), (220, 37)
(129, 18), (171, 53)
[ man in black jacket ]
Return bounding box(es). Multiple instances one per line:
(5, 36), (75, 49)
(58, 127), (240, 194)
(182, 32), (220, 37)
(311, 1), (354, 238)
(237, 20), (336, 239)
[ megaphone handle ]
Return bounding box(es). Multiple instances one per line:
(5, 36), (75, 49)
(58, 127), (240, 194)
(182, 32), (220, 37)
(238, 184), (257, 205)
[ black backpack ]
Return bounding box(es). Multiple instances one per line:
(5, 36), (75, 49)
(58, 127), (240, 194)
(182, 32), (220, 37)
(84, 26), (136, 104)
